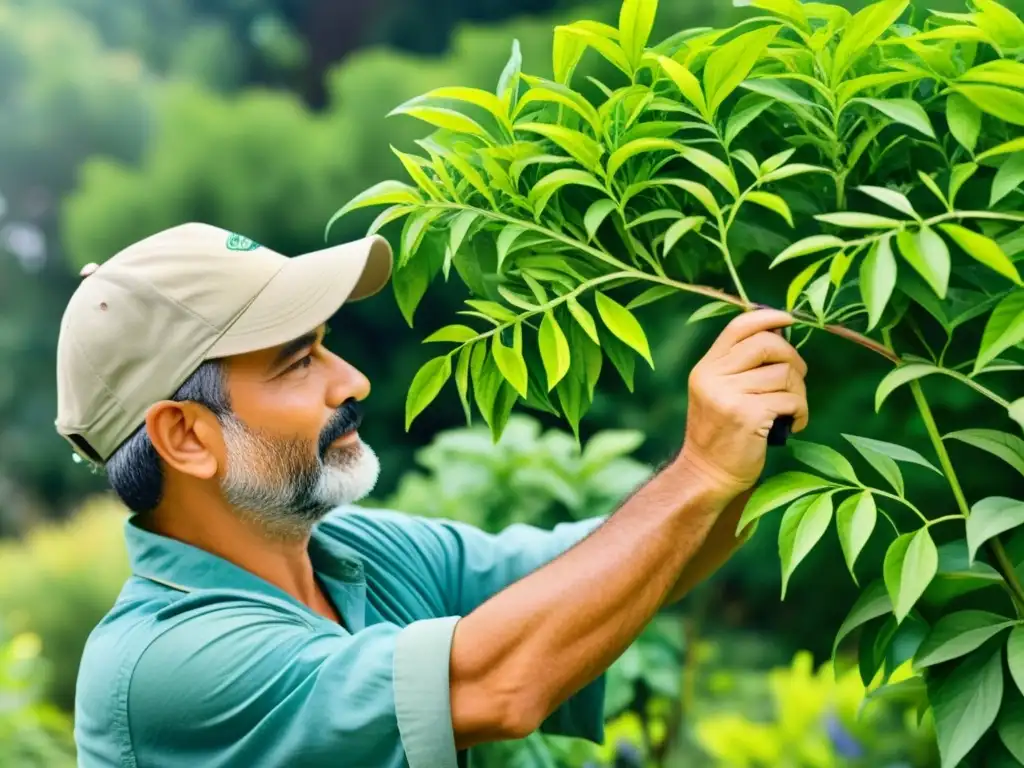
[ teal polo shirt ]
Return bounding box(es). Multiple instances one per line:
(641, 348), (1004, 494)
(73, 506), (607, 768)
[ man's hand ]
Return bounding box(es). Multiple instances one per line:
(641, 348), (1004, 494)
(677, 308), (808, 498)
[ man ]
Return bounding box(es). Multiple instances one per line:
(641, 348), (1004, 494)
(58, 222), (808, 768)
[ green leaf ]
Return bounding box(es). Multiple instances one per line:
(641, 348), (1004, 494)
(1011, 398), (1024, 432)
(745, 192), (793, 227)
(607, 138), (682, 178)
(703, 25), (782, 114)
(947, 93), (982, 154)
(742, 0), (808, 28)
(552, 26), (587, 85)
(805, 274), (830, 321)
(366, 205), (415, 238)
(875, 363), (940, 411)
(979, 137), (1024, 162)
(326, 180), (421, 236)
(843, 434), (903, 494)
(884, 529), (939, 624)
(833, 579), (892, 657)
(584, 199), (617, 241)
(861, 237), (898, 330)
(967, 497), (1024, 564)
(515, 123), (605, 171)
(856, 185), (917, 219)
(594, 292), (653, 368)
(497, 40), (522, 107)
(760, 148), (796, 175)
(844, 433), (941, 476)
(448, 211), (478, 268)
(558, 23), (632, 77)
(835, 69), (922, 106)
(929, 646), (1004, 768)
(662, 216), (705, 256)
(837, 491), (877, 584)
(405, 356), (452, 430)
(567, 296), (600, 344)
(816, 212), (903, 229)
(949, 162), (978, 206)
(897, 227), (950, 299)
(515, 85), (602, 135)
(492, 332), (529, 398)
(529, 168), (608, 217)
(760, 163), (832, 184)
(997, 690), (1024, 764)
(918, 171), (949, 209)
(686, 300), (739, 324)
(618, 0), (657, 69)
(416, 87), (511, 130)
(992, 154), (1024, 207)
(771, 235), (845, 267)
(454, 345), (472, 425)
(736, 472), (834, 535)
(496, 226), (527, 271)
(945, 429), (1024, 479)
(951, 84), (1024, 127)
(976, 291), (1024, 372)
(655, 55), (708, 116)
(677, 147), (740, 197)
(786, 258), (827, 311)
(395, 235), (445, 326)
(724, 97), (772, 146)
(788, 440), (859, 483)
(628, 209), (682, 229)
(779, 492), (835, 599)
(831, 0), (909, 83)
(423, 324), (478, 344)
(628, 285), (678, 310)
(389, 105), (492, 138)
(941, 224), (1022, 285)
(538, 312), (571, 391)
(856, 97), (935, 137)
(442, 151), (495, 207)
(914, 611), (1016, 669)
(1010, 626), (1024, 697)
(601, 329), (636, 392)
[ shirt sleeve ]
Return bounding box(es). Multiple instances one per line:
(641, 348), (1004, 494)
(127, 601), (461, 768)
(339, 509), (609, 744)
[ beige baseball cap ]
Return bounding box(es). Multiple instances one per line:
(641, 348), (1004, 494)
(55, 222), (392, 466)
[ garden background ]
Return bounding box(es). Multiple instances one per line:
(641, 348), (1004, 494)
(0, 0), (1020, 764)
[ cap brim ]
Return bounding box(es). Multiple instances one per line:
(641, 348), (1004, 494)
(208, 235), (392, 359)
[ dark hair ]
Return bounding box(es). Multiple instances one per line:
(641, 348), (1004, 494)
(105, 361), (230, 514)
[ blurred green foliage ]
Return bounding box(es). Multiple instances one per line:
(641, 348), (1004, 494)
(0, 630), (77, 767)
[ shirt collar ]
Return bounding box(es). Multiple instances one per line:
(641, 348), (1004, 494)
(124, 512), (366, 604)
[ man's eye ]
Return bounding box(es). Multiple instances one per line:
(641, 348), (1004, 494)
(287, 354), (314, 373)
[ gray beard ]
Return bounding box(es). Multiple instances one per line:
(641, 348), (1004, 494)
(217, 417), (380, 541)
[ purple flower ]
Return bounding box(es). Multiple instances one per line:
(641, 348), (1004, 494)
(825, 712), (864, 760)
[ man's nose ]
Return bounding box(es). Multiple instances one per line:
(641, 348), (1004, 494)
(326, 354), (371, 408)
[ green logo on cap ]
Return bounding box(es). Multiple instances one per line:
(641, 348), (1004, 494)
(226, 233), (260, 251)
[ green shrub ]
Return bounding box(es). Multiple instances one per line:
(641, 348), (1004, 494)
(0, 629), (77, 767)
(332, 0), (1024, 764)
(381, 412), (651, 530)
(0, 498), (129, 711)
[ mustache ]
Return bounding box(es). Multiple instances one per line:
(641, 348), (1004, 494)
(318, 399), (363, 456)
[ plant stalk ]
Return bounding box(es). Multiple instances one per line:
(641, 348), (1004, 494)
(906, 374), (1024, 615)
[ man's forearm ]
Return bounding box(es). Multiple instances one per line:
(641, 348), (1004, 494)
(664, 489), (753, 604)
(448, 459), (732, 749)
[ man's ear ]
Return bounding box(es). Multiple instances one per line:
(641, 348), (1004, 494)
(144, 401), (222, 480)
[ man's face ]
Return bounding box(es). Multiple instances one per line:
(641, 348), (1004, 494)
(214, 324), (380, 539)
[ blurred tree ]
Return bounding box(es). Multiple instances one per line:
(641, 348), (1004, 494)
(0, 4), (152, 532)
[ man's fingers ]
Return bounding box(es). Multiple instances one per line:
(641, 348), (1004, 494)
(720, 332), (808, 376)
(755, 392), (809, 434)
(707, 309), (794, 359)
(734, 362), (803, 394)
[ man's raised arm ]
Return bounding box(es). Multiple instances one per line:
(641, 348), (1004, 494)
(448, 308), (809, 749)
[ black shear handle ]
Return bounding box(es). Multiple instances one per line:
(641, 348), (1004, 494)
(767, 415), (794, 447)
